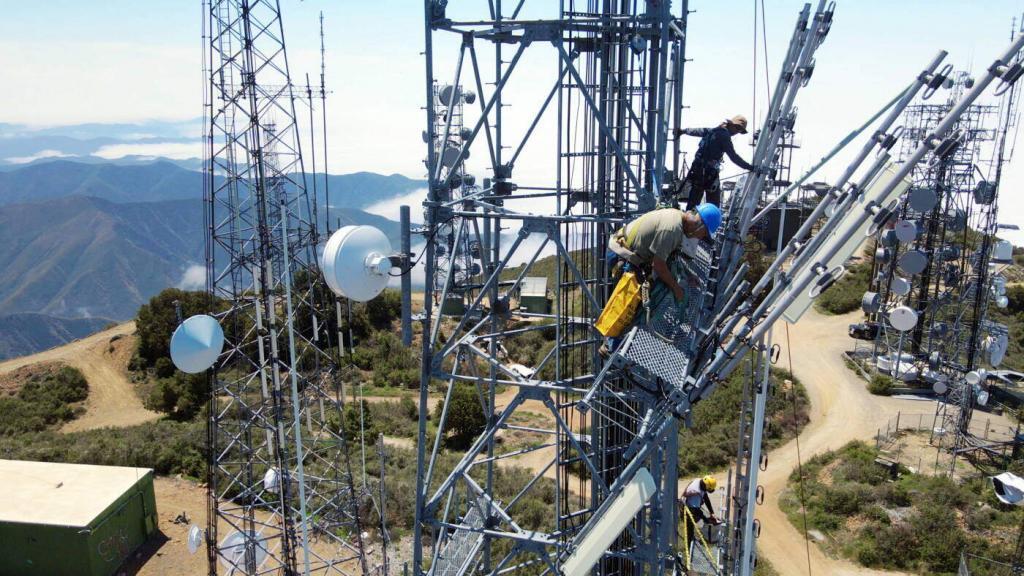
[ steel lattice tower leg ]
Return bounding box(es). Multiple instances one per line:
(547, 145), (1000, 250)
(204, 1), (367, 574)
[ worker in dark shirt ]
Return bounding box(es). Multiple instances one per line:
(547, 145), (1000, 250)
(674, 115), (755, 209)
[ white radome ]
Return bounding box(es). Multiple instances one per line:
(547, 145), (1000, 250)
(321, 226), (393, 303)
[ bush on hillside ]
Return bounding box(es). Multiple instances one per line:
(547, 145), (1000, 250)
(0, 418), (206, 478)
(781, 440), (1023, 574)
(867, 374), (892, 396)
(678, 357), (809, 476)
(348, 330), (419, 388)
(434, 383), (486, 450)
(0, 366), (88, 435)
(815, 260), (871, 315)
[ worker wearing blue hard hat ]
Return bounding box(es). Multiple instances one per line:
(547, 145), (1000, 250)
(599, 203), (721, 355)
(607, 203), (721, 298)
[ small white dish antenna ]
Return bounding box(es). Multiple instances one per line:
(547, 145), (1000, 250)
(187, 525), (204, 555)
(996, 295), (1009, 309)
(933, 381), (948, 395)
(322, 226), (393, 302)
(908, 188), (938, 213)
(438, 84), (460, 106)
(263, 468), (280, 493)
(861, 291), (881, 314)
(898, 250), (928, 275)
(894, 220), (918, 243)
(994, 240), (1013, 262)
(965, 370), (987, 386)
(977, 389), (990, 407)
(993, 472), (1024, 506)
(441, 146), (463, 168)
(169, 315), (224, 374)
(219, 530), (269, 571)
(890, 276), (911, 296)
(888, 305), (918, 332)
(990, 334), (1008, 367)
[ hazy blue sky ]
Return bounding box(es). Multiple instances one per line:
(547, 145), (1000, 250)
(1, 1), (1022, 241)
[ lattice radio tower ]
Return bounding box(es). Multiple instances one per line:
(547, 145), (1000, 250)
(406, 1), (1024, 575)
(203, 1), (368, 574)
(413, 2), (690, 575)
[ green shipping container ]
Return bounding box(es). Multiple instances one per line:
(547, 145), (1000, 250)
(0, 460), (158, 576)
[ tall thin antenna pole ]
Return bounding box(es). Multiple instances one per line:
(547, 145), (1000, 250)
(320, 11), (330, 235)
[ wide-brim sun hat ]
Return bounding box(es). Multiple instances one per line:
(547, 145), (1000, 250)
(726, 115), (748, 134)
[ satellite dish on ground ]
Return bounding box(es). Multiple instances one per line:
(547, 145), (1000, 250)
(170, 315), (224, 374)
(322, 226), (393, 302)
(188, 525), (204, 555)
(894, 220), (918, 243)
(889, 306), (918, 331)
(898, 250), (928, 275)
(891, 276), (911, 296)
(219, 531), (269, 571)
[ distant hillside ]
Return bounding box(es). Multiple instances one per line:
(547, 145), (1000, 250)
(0, 160), (424, 209)
(0, 313), (111, 361)
(0, 195), (400, 321)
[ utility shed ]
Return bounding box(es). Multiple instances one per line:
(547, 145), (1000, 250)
(520, 277), (550, 313)
(0, 459), (157, 576)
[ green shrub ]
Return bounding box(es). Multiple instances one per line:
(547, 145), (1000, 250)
(867, 374), (892, 396)
(815, 260), (871, 315)
(679, 358), (810, 476)
(0, 418), (207, 478)
(0, 366), (89, 435)
(435, 383), (486, 450)
(135, 288), (212, 367)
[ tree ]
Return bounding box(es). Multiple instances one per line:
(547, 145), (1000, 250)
(135, 288), (213, 366)
(435, 383), (486, 450)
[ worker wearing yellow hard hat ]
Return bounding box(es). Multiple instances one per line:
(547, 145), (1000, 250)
(681, 475), (721, 550)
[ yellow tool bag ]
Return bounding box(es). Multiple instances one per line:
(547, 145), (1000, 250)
(595, 270), (643, 337)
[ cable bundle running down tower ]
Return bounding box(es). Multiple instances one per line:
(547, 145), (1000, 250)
(203, 1), (367, 573)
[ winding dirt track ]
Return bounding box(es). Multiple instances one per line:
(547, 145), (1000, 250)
(757, 308), (970, 576)
(0, 322), (159, 432)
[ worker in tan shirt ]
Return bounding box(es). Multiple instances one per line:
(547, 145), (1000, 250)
(599, 203), (722, 355)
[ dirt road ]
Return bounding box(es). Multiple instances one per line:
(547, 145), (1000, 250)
(0, 322), (159, 432)
(756, 309), (953, 575)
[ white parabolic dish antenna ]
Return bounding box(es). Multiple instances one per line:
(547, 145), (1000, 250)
(322, 226), (393, 303)
(889, 305), (918, 332)
(220, 530), (269, 571)
(170, 314), (224, 374)
(187, 525), (204, 555)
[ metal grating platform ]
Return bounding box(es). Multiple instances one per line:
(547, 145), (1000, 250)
(684, 539), (720, 576)
(429, 498), (488, 576)
(643, 243), (713, 352)
(622, 328), (691, 388)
